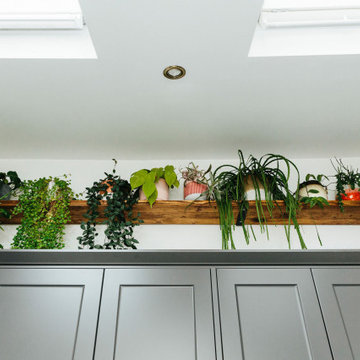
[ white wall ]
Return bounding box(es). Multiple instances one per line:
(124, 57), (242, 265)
(1, 157), (360, 250)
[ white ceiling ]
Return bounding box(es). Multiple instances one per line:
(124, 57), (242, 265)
(1, 0), (360, 160)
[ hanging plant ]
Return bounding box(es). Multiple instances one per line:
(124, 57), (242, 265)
(206, 150), (306, 249)
(78, 160), (142, 249)
(332, 158), (360, 211)
(11, 175), (74, 249)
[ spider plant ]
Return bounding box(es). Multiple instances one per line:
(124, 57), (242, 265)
(210, 150), (306, 249)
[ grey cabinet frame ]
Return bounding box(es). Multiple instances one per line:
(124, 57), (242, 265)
(313, 268), (360, 360)
(1, 258), (359, 360)
(0, 268), (103, 360)
(94, 267), (216, 360)
(216, 268), (333, 360)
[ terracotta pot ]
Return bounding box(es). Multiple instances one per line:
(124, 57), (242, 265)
(184, 181), (208, 200)
(299, 180), (328, 199)
(99, 180), (113, 195)
(139, 178), (169, 201)
(341, 185), (360, 201)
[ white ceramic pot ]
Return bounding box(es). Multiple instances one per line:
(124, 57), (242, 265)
(139, 178), (169, 201)
(299, 181), (328, 199)
(243, 175), (266, 201)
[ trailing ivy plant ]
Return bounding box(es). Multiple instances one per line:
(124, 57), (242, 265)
(332, 158), (360, 212)
(78, 160), (142, 249)
(11, 176), (74, 249)
(206, 150), (306, 249)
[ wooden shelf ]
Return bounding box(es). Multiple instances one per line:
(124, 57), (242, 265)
(1, 200), (360, 225)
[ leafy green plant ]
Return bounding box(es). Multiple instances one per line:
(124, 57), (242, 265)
(78, 160), (142, 249)
(300, 194), (329, 208)
(300, 195), (329, 245)
(130, 166), (179, 207)
(207, 150), (305, 249)
(305, 173), (329, 183)
(11, 175), (74, 249)
(332, 158), (360, 211)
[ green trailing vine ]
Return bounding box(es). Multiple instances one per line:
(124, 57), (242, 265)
(11, 176), (74, 249)
(78, 161), (142, 249)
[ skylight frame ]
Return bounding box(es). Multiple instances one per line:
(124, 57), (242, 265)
(259, 0), (360, 29)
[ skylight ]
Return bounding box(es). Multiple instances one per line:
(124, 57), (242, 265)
(249, 0), (360, 57)
(0, 0), (96, 59)
(260, 0), (360, 28)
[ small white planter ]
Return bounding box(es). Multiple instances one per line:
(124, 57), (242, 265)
(299, 181), (328, 199)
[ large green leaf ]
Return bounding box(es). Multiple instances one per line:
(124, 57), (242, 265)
(165, 170), (177, 187)
(147, 188), (158, 207)
(130, 169), (148, 189)
(142, 172), (156, 198)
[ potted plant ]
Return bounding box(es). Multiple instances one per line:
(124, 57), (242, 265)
(78, 161), (142, 250)
(0, 171), (22, 200)
(130, 165), (179, 207)
(207, 150), (306, 250)
(332, 159), (360, 211)
(181, 162), (210, 200)
(0, 194), (10, 249)
(299, 174), (329, 199)
(11, 175), (75, 249)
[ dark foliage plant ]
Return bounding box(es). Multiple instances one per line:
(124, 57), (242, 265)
(208, 150), (306, 249)
(0, 171), (22, 249)
(11, 176), (74, 249)
(0, 171), (22, 191)
(332, 158), (360, 211)
(78, 161), (142, 249)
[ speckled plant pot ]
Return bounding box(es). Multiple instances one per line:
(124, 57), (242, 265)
(299, 180), (328, 199)
(0, 183), (11, 200)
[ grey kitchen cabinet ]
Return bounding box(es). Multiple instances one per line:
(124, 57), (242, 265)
(94, 268), (216, 360)
(313, 268), (360, 360)
(217, 268), (333, 360)
(0, 268), (103, 360)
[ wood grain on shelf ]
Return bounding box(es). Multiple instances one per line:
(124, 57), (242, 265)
(1, 200), (360, 225)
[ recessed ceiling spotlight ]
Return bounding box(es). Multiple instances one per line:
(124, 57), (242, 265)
(163, 65), (186, 80)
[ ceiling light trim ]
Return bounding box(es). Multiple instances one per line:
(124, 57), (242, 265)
(163, 65), (186, 80)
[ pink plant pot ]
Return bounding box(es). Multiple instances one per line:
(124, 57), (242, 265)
(340, 186), (360, 201)
(184, 181), (208, 200)
(139, 178), (169, 201)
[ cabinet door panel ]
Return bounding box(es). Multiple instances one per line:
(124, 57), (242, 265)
(0, 268), (103, 360)
(217, 269), (332, 360)
(313, 268), (360, 360)
(95, 268), (215, 360)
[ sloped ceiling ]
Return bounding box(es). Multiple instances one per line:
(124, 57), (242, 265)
(0, 0), (359, 159)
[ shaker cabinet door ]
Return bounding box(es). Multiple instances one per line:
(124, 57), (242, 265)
(0, 268), (103, 360)
(217, 268), (332, 360)
(313, 268), (360, 360)
(95, 268), (216, 360)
